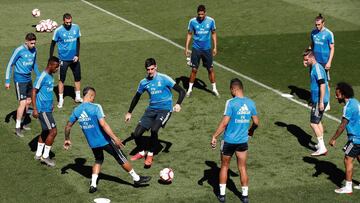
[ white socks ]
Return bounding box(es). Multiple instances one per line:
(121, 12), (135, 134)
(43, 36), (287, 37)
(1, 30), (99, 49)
(139, 151), (145, 156)
(212, 83), (217, 91)
(346, 181), (352, 189)
(42, 145), (52, 158)
(147, 152), (154, 156)
(91, 174), (98, 187)
(242, 186), (249, 196)
(129, 169), (140, 181)
(317, 136), (326, 150)
(16, 119), (21, 128)
(75, 91), (81, 100)
(219, 184), (226, 195)
(35, 142), (45, 157)
(188, 83), (194, 92)
(59, 93), (64, 102)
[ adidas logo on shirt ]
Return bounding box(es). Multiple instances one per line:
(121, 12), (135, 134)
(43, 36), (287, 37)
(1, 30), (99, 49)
(237, 104), (251, 115)
(78, 111), (91, 122)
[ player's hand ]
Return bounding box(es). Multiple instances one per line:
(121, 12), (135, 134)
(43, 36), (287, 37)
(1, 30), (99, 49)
(63, 140), (72, 150)
(329, 138), (336, 147)
(325, 62), (331, 70)
(184, 48), (190, 57)
(5, 84), (10, 89)
(73, 56), (79, 63)
(125, 112), (132, 123)
(211, 137), (217, 149)
(212, 48), (217, 56)
(248, 129), (254, 137)
(319, 102), (324, 111)
(32, 109), (39, 119)
(114, 138), (125, 149)
(173, 104), (181, 112)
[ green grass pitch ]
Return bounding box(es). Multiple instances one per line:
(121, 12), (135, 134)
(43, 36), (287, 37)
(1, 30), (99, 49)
(1, 0), (360, 202)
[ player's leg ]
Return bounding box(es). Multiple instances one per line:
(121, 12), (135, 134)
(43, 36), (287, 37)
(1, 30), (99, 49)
(310, 104), (327, 156)
(202, 49), (219, 97)
(354, 154), (360, 190)
(235, 144), (249, 203)
(57, 60), (69, 108)
(104, 143), (151, 185)
(89, 147), (104, 193)
(131, 124), (148, 161)
(70, 61), (82, 102)
(325, 69), (331, 111)
(335, 156), (354, 194)
(187, 48), (201, 96)
(21, 82), (33, 130)
(218, 141), (235, 202)
(34, 130), (46, 160)
(14, 82), (29, 137)
(38, 112), (57, 166)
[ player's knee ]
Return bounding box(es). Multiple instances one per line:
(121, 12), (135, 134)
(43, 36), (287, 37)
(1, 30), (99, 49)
(50, 128), (57, 137)
(95, 158), (104, 165)
(25, 98), (32, 105)
(133, 125), (145, 138)
(191, 68), (198, 73)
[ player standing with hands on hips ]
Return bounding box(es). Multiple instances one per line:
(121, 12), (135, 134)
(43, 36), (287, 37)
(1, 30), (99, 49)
(211, 78), (259, 203)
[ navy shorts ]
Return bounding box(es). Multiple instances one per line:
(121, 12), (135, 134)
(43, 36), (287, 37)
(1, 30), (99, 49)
(220, 140), (248, 157)
(190, 48), (213, 70)
(343, 141), (360, 158)
(139, 109), (172, 130)
(310, 103), (328, 124)
(15, 81), (32, 101)
(38, 112), (56, 130)
(59, 60), (81, 83)
(92, 142), (128, 165)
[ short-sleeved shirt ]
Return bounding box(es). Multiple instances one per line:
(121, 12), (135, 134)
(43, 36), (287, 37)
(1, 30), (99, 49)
(343, 98), (360, 144)
(137, 72), (176, 111)
(187, 16), (216, 50)
(310, 63), (329, 104)
(34, 71), (54, 112)
(69, 102), (110, 148)
(223, 97), (257, 144)
(5, 44), (39, 84)
(311, 27), (334, 64)
(52, 24), (81, 61)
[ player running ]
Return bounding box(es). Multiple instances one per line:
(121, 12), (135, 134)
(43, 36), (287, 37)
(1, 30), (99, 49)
(5, 33), (40, 137)
(64, 87), (151, 193)
(32, 56), (60, 167)
(303, 49), (330, 156)
(184, 4), (219, 97)
(211, 78), (259, 203)
(329, 82), (360, 194)
(310, 13), (334, 111)
(50, 13), (82, 108)
(125, 58), (185, 168)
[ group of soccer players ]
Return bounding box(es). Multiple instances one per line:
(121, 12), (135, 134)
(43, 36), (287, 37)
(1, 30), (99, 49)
(4, 4), (360, 203)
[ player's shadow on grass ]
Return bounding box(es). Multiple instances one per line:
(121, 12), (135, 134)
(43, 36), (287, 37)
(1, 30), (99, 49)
(288, 85), (311, 104)
(275, 121), (316, 150)
(303, 156), (360, 187)
(54, 85), (75, 102)
(28, 133), (55, 158)
(61, 158), (138, 187)
(175, 76), (213, 95)
(5, 109), (32, 128)
(122, 135), (172, 155)
(198, 161), (242, 200)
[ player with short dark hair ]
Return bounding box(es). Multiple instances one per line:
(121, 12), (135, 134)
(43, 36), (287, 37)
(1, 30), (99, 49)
(125, 58), (185, 168)
(329, 82), (360, 194)
(310, 13), (334, 111)
(185, 4), (219, 97)
(211, 78), (259, 203)
(303, 49), (329, 156)
(32, 56), (60, 167)
(5, 33), (40, 137)
(64, 87), (151, 193)
(50, 13), (82, 108)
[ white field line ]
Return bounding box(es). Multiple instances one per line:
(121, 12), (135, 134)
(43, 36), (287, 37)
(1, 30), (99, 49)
(81, 0), (340, 123)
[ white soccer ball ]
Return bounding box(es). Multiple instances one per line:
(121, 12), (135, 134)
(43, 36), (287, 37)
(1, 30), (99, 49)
(159, 168), (174, 182)
(35, 24), (42, 32)
(32, 8), (40, 18)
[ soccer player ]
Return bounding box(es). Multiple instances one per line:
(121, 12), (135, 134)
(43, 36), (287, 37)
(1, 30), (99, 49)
(310, 14), (334, 111)
(211, 78), (259, 203)
(329, 82), (360, 194)
(125, 58), (185, 168)
(303, 49), (330, 156)
(5, 33), (40, 137)
(32, 56), (60, 167)
(184, 4), (219, 97)
(50, 13), (82, 108)
(64, 87), (151, 193)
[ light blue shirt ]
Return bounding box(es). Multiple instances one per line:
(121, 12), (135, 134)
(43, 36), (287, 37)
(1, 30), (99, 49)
(188, 16), (216, 50)
(52, 24), (81, 61)
(5, 44), (39, 84)
(137, 72), (176, 111)
(311, 27), (334, 64)
(310, 63), (329, 104)
(69, 102), (110, 148)
(343, 98), (360, 144)
(34, 71), (54, 112)
(223, 97), (257, 144)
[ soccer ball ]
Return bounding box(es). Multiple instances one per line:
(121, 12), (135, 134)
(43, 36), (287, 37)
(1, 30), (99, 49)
(32, 9), (40, 18)
(159, 168), (174, 182)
